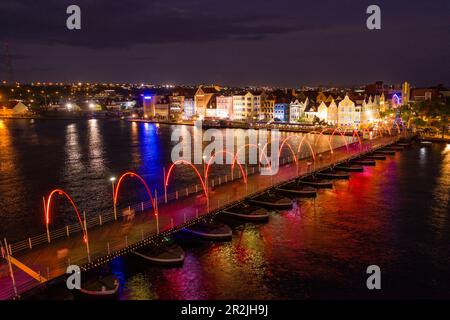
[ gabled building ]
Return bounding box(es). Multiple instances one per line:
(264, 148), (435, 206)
(338, 94), (360, 127)
(273, 96), (290, 122)
(0, 101), (30, 116)
(289, 98), (306, 123)
(194, 86), (220, 119)
(317, 101), (328, 122)
(327, 99), (338, 125)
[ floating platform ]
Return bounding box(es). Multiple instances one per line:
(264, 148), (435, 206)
(384, 146), (404, 151)
(364, 154), (386, 160)
(181, 221), (232, 241)
(374, 150), (396, 155)
(350, 158), (376, 166)
(132, 238), (185, 266)
(316, 170), (350, 180)
(75, 274), (120, 300)
(247, 192), (293, 210)
(275, 181), (317, 197)
(222, 202), (270, 222)
(395, 142), (411, 147)
(334, 164), (364, 172)
(298, 176), (333, 188)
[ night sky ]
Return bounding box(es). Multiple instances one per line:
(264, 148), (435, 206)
(1, 0), (449, 87)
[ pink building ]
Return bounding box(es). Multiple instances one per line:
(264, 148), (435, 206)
(216, 95), (233, 119)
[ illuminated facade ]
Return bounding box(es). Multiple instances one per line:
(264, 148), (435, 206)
(194, 86), (220, 119)
(260, 94), (275, 121)
(216, 95), (233, 119)
(232, 91), (261, 121)
(401, 81), (410, 105)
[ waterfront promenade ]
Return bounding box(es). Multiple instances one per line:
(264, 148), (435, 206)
(0, 134), (400, 299)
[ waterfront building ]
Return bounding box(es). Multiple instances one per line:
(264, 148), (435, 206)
(327, 99), (338, 125)
(0, 101), (29, 116)
(338, 94), (359, 127)
(154, 95), (170, 120)
(247, 91), (262, 121)
(143, 94), (154, 117)
(274, 97), (290, 122)
(194, 86), (220, 119)
(232, 93), (246, 121)
(216, 95), (233, 119)
(304, 102), (318, 123)
(317, 101), (328, 122)
(143, 95), (170, 120)
(260, 93), (275, 122)
(232, 91), (261, 121)
(289, 98), (304, 123)
(169, 94), (185, 121)
(183, 98), (195, 119)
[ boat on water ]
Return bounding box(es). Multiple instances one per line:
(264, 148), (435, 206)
(298, 176), (333, 188)
(181, 221), (232, 241)
(316, 169), (350, 180)
(420, 141), (432, 147)
(132, 238), (185, 266)
(364, 154), (386, 160)
(374, 149), (396, 155)
(275, 181), (317, 197)
(222, 202), (270, 222)
(247, 192), (293, 210)
(334, 164), (364, 172)
(74, 274), (120, 300)
(349, 158), (376, 166)
(395, 142), (411, 147)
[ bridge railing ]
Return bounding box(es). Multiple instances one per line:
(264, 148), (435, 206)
(1, 135), (402, 300)
(6, 135), (375, 256)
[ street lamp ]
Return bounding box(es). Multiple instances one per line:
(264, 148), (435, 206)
(110, 177), (117, 220)
(66, 103), (72, 111)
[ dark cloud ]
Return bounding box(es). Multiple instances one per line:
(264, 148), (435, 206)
(1, 0), (449, 86)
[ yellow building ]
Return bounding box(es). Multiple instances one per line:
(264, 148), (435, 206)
(327, 99), (338, 125)
(401, 81), (410, 105)
(338, 95), (360, 128)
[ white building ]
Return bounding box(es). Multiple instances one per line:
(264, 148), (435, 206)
(216, 95), (233, 119)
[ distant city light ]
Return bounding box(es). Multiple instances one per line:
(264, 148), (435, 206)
(89, 103), (95, 109)
(143, 96), (152, 100)
(66, 103), (73, 110)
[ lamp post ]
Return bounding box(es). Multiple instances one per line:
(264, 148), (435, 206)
(110, 177), (117, 220)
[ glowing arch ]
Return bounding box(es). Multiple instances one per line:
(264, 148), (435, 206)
(278, 136), (299, 164)
(165, 160), (208, 197)
(297, 135), (316, 161)
(114, 171), (156, 216)
(205, 150), (247, 183)
(393, 94), (401, 105)
(329, 127), (350, 152)
(351, 129), (363, 149)
(45, 189), (87, 243)
(307, 130), (335, 154)
(233, 143), (272, 173)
